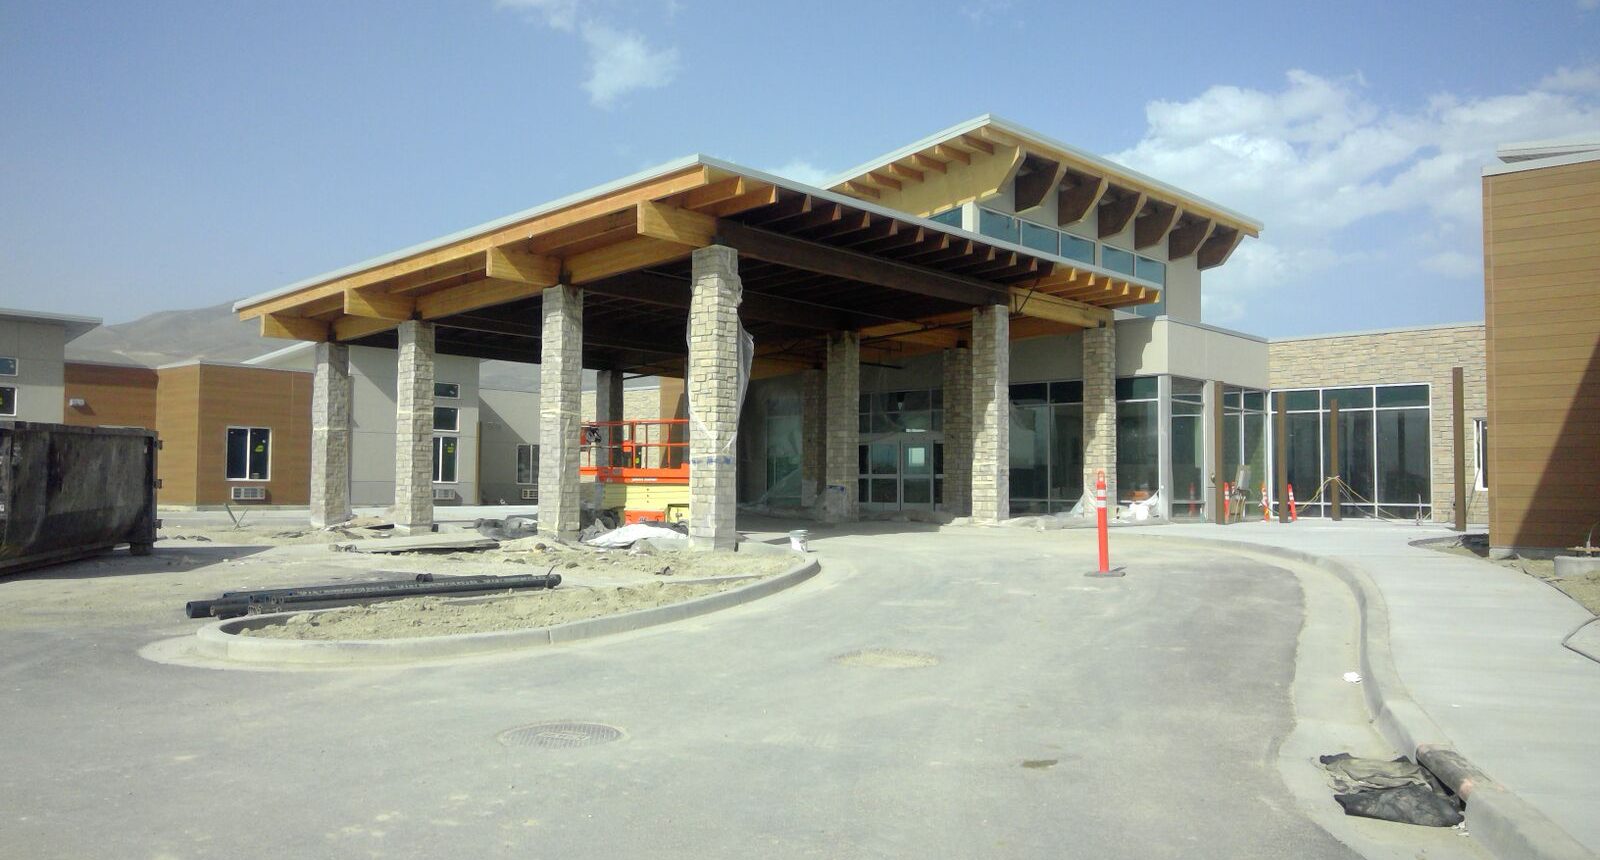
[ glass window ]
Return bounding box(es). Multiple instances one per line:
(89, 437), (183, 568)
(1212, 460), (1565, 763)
(0, 357), (15, 376)
(0, 385), (14, 416)
(1116, 399), (1160, 504)
(1010, 404), (1050, 500)
(1376, 385), (1429, 408)
(434, 406), (460, 432)
(978, 209), (1020, 243)
(1134, 256), (1166, 286)
(1243, 392), (1266, 412)
(1322, 387), (1373, 409)
(433, 436), (459, 483)
(1060, 233), (1095, 264)
(902, 479), (932, 504)
(1019, 221), (1058, 254)
(1102, 246), (1136, 276)
(928, 208), (963, 228)
(225, 427), (271, 481)
(1283, 413), (1321, 505)
(1010, 382), (1048, 405)
(1049, 380), (1082, 403)
(516, 444), (536, 484)
(1050, 403), (1084, 502)
(1130, 291), (1167, 319)
(869, 443), (897, 475)
(765, 414), (802, 506)
(1115, 376), (1158, 401)
(1377, 409), (1429, 506)
(1475, 418), (1488, 491)
(870, 479), (898, 503)
(1171, 404), (1204, 517)
(1324, 408), (1375, 517)
(434, 382), (460, 399)
(1276, 390), (1319, 411)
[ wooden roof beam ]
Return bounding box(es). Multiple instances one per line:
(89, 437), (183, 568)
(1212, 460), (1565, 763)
(1168, 215), (1216, 260)
(700, 184), (780, 217)
(1197, 227), (1245, 270)
(884, 161), (925, 183)
(636, 201), (716, 247)
(930, 143), (971, 165)
(714, 220), (1008, 307)
(1134, 202), (1183, 250)
(486, 245), (562, 285)
(417, 277), (548, 320)
(1057, 174), (1108, 226)
(343, 289), (415, 321)
(1013, 153), (1066, 212)
(261, 313), (329, 341)
(567, 236), (694, 284)
(1099, 190), (1147, 238)
(838, 180), (881, 199)
(1008, 287), (1112, 328)
(910, 152), (948, 174)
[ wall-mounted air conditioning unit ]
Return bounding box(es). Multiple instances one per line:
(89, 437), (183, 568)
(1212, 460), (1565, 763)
(432, 488), (458, 501)
(520, 488), (538, 501)
(231, 486), (267, 501)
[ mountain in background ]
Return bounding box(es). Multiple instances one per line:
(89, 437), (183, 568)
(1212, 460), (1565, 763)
(68, 301), (270, 366)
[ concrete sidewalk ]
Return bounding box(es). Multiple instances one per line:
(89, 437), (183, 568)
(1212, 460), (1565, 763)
(1126, 519), (1600, 857)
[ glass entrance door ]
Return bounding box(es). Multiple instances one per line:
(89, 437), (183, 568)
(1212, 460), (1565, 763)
(859, 437), (944, 512)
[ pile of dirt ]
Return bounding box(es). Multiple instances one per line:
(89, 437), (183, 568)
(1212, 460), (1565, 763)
(238, 580), (750, 640)
(1428, 537), (1600, 615)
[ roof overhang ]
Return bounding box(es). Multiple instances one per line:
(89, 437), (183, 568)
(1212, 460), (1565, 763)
(825, 114), (1261, 270)
(0, 307), (101, 342)
(235, 156), (1161, 376)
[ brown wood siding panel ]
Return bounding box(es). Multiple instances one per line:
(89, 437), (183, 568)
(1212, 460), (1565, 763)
(61, 363), (159, 429)
(192, 365), (312, 506)
(154, 365), (202, 505)
(1484, 158), (1600, 550)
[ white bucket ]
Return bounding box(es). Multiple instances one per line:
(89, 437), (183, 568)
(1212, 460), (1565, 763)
(788, 529), (810, 552)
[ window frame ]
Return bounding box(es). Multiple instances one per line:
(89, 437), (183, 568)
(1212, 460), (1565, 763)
(516, 443), (536, 485)
(0, 384), (17, 417)
(1474, 417), (1488, 492)
(433, 405), (461, 432)
(432, 435), (460, 484)
(0, 357), (16, 377)
(225, 426), (273, 482)
(434, 382), (460, 400)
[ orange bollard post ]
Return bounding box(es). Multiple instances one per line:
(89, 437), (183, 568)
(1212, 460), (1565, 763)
(1223, 482), (1231, 523)
(1261, 483), (1270, 522)
(1188, 483), (1196, 517)
(1288, 484), (1299, 522)
(1085, 470), (1125, 577)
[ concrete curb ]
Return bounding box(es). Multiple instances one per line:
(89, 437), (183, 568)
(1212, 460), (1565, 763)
(1137, 534), (1594, 860)
(194, 557), (820, 667)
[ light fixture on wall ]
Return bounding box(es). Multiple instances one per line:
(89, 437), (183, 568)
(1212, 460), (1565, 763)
(68, 398), (86, 408)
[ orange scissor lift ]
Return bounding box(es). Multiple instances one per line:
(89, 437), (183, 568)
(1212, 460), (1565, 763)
(579, 419), (691, 525)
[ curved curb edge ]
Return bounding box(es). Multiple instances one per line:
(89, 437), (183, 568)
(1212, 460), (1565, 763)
(1133, 533), (1595, 860)
(195, 557), (820, 667)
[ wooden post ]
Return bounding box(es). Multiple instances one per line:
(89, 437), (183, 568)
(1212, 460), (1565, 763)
(1453, 366), (1466, 531)
(1275, 393), (1290, 524)
(1329, 399), (1341, 522)
(1213, 386), (1227, 525)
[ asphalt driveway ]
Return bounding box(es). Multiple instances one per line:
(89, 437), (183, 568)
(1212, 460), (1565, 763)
(0, 522), (1475, 858)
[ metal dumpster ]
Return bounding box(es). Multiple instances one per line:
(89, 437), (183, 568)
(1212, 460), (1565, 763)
(0, 421), (159, 574)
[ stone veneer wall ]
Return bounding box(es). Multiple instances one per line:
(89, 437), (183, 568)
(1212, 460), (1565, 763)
(1082, 325), (1117, 506)
(1268, 323), (1487, 524)
(941, 347), (972, 516)
(392, 321), (435, 532)
(309, 343), (351, 528)
(685, 247), (743, 550)
(970, 306), (1009, 522)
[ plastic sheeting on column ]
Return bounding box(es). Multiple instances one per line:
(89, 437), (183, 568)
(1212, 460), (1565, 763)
(685, 324), (754, 456)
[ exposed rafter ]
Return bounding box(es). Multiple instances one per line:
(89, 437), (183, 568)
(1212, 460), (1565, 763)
(1012, 153), (1066, 212)
(1057, 173), (1108, 226)
(1168, 216), (1216, 260)
(1134, 201), (1182, 250)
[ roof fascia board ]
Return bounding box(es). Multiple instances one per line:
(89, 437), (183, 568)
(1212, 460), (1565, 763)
(1483, 148), (1600, 177)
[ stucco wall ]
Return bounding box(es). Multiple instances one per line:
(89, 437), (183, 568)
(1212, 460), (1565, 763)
(1268, 323), (1488, 524)
(0, 319), (67, 423)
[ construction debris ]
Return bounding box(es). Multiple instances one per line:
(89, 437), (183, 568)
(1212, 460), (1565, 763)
(332, 534), (500, 554)
(185, 571), (562, 619)
(1319, 753), (1463, 827)
(584, 522), (689, 549)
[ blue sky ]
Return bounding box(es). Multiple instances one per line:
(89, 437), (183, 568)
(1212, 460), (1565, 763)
(2, 0), (1597, 335)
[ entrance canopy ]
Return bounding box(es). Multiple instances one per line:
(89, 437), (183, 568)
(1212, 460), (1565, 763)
(234, 156), (1162, 377)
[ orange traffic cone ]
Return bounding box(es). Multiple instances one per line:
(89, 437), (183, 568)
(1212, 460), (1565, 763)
(1288, 484), (1299, 522)
(1261, 483), (1269, 522)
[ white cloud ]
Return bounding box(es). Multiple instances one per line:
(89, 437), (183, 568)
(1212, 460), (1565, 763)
(1112, 67), (1600, 311)
(767, 159), (834, 188)
(496, 0), (582, 30)
(496, 1), (681, 108)
(580, 23), (679, 108)
(1419, 250), (1481, 279)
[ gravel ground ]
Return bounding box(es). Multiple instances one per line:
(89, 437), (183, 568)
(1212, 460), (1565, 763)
(239, 579), (751, 640)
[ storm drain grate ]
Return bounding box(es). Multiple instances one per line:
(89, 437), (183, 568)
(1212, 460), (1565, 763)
(833, 648), (939, 669)
(498, 721), (624, 749)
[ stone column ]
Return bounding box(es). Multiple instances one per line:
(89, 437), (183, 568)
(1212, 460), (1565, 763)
(686, 246), (743, 551)
(822, 332), (860, 522)
(970, 306), (1010, 523)
(309, 342), (352, 528)
(538, 284), (583, 541)
(799, 368), (825, 508)
(595, 368), (625, 466)
(393, 320), (435, 534)
(1083, 323), (1118, 507)
(941, 346), (973, 516)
